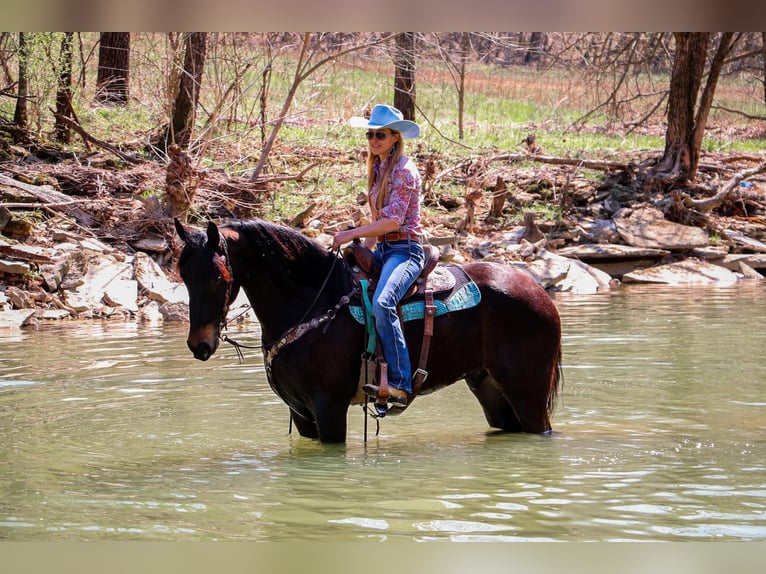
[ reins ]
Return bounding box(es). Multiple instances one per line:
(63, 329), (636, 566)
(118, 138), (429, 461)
(218, 246), (354, 364)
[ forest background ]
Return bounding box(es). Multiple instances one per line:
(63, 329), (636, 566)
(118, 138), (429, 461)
(1, 32), (765, 277)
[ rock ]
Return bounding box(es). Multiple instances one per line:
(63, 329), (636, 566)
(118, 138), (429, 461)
(576, 218), (621, 243)
(159, 301), (189, 322)
(0, 206), (10, 230)
(724, 229), (766, 253)
(690, 246), (728, 260)
(39, 258), (69, 291)
(737, 261), (764, 280)
(613, 206), (709, 250)
(79, 237), (114, 253)
(2, 217), (34, 237)
(718, 253), (766, 272)
(133, 251), (188, 304)
(5, 286), (33, 308)
(37, 309), (72, 320)
(138, 300), (164, 323)
(0, 308), (36, 328)
(522, 257), (570, 289)
(556, 243), (670, 260)
(103, 278), (139, 312)
(131, 237), (169, 253)
(62, 254), (133, 310)
(623, 258), (741, 285)
(536, 250), (613, 293)
(0, 258), (31, 275)
(554, 243), (670, 279)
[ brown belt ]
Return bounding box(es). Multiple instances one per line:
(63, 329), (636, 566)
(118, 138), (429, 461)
(378, 232), (422, 243)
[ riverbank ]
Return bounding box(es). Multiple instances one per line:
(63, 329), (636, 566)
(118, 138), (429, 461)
(2, 147), (765, 329)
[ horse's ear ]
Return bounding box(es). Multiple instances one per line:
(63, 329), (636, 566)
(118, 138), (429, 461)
(174, 218), (188, 242)
(206, 220), (221, 251)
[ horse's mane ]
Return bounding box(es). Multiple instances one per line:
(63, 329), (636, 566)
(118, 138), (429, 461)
(228, 219), (338, 286)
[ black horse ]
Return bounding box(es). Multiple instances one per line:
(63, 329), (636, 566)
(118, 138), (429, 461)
(175, 218), (562, 443)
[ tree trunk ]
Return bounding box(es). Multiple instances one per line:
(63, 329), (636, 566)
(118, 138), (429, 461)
(650, 33), (734, 185)
(13, 32), (28, 130)
(762, 32), (766, 106)
(457, 32), (469, 140)
(393, 32), (416, 120)
(95, 32), (130, 105)
(524, 32), (544, 66)
(168, 32), (207, 149)
(54, 32), (74, 144)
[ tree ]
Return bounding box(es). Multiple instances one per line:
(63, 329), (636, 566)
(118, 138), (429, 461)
(393, 32), (416, 121)
(95, 32), (130, 105)
(13, 32), (28, 130)
(249, 33), (394, 181)
(762, 32), (766, 106)
(166, 32), (207, 149)
(649, 32), (735, 185)
(53, 32), (74, 143)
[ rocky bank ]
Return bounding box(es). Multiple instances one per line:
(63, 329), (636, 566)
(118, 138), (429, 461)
(1, 152), (766, 330)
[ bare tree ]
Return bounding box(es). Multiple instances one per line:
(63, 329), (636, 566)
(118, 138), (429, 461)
(54, 32), (74, 143)
(649, 32), (735, 185)
(249, 32), (394, 181)
(762, 32), (766, 106)
(393, 32), (416, 120)
(166, 32), (207, 149)
(13, 32), (28, 130)
(95, 32), (130, 105)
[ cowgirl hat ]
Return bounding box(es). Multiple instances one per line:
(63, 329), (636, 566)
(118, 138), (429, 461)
(349, 104), (420, 139)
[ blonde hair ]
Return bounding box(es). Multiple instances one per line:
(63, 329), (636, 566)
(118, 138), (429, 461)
(367, 130), (404, 218)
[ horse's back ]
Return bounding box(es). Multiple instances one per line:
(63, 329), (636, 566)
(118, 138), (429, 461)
(462, 261), (560, 325)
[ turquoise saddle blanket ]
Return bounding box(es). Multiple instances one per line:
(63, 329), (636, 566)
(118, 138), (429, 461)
(348, 280), (482, 325)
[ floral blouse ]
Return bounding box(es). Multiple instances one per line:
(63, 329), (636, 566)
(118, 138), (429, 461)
(370, 155), (423, 236)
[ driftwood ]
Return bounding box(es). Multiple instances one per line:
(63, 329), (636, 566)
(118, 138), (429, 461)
(0, 173), (97, 225)
(435, 152), (634, 183)
(684, 159), (766, 212)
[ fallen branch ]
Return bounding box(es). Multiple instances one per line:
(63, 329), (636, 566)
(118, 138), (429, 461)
(0, 173), (97, 225)
(435, 153), (634, 183)
(259, 161), (319, 183)
(685, 159), (766, 212)
(52, 113), (144, 165)
(712, 104), (766, 122)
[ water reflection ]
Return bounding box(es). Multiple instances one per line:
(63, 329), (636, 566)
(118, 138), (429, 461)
(1, 283), (765, 540)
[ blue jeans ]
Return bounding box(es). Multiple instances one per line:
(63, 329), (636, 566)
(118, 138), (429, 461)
(372, 240), (425, 393)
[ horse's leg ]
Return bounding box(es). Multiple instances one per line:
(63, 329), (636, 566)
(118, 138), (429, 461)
(465, 369), (523, 432)
(289, 408), (319, 439)
(489, 358), (555, 434)
(312, 394), (349, 444)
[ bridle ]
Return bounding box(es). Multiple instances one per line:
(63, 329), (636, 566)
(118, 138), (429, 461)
(217, 246), (357, 365)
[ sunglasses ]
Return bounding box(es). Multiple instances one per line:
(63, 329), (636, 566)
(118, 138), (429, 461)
(365, 130), (390, 141)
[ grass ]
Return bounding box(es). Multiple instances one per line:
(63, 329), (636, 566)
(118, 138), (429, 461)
(2, 33), (765, 226)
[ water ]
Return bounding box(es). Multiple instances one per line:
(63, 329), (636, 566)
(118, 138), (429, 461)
(1, 284), (765, 541)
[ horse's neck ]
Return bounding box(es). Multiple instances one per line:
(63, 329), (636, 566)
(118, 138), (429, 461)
(228, 231), (341, 340)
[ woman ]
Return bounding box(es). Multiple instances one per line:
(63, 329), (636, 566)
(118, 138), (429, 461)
(332, 104), (424, 407)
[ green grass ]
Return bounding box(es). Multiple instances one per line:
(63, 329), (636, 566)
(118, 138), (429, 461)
(2, 32), (764, 222)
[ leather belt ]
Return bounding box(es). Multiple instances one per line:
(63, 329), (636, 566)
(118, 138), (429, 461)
(378, 232), (422, 243)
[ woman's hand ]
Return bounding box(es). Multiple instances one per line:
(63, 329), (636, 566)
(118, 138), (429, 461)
(332, 228), (357, 250)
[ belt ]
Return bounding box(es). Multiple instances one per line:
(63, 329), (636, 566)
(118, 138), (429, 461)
(378, 232), (423, 243)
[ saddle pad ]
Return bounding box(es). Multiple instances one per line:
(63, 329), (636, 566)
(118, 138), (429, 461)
(349, 280), (481, 324)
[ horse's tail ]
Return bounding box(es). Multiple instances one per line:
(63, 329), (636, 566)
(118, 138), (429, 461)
(548, 347), (563, 415)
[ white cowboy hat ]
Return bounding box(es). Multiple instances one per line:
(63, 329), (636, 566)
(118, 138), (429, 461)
(349, 104), (421, 139)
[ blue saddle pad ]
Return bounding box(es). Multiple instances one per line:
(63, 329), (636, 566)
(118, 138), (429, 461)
(349, 280), (481, 324)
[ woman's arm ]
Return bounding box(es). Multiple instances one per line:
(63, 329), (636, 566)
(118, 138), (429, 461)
(331, 217), (399, 250)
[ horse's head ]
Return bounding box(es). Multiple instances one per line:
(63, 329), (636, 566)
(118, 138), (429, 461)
(175, 219), (235, 361)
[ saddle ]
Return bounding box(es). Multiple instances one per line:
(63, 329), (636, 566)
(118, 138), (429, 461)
(343, 240), (456, 301)
(343, 240), (464, 413)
